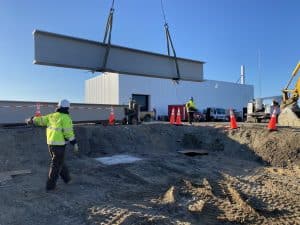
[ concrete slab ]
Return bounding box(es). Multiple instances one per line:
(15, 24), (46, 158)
(95, 154), (142, 165)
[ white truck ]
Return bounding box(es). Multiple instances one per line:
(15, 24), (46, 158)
(203, 107), (228, 122)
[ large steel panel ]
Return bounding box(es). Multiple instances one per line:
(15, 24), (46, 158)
(34, 30), (204, 82)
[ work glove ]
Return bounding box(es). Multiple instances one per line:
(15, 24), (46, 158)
(25, 117), (34, 125)
(73, 143), (79, 154)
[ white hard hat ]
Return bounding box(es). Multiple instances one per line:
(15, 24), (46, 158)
(58, 99), (70, 108)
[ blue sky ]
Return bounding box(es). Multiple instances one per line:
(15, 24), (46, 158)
(0, 0), (299, 102)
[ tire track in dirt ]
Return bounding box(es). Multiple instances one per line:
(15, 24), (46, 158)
(87, 166), (300, 225)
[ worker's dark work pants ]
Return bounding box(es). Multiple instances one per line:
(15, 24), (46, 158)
(46, 145), (71, 190)
(188, 111), (194, 124)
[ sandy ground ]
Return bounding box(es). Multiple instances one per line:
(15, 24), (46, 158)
(0, 123), (299, 225)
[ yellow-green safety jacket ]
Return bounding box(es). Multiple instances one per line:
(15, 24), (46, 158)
(186, 100), (196, 112)
(33, 112), (75, 146)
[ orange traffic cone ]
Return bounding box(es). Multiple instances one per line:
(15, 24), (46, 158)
(267, 109), (277, 131)
(175, 108), (182, 125)
(35, 103), (42, 117)
(109, 107), (115, 125)
(229, 109), (238, 129)
(170, 107), (176, 124)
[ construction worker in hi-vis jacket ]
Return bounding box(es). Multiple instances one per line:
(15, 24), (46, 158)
(185, 97), (197, 124)
(26, 99), (79, 191)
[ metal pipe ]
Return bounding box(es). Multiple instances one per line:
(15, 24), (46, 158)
(240, 65), (245, 84)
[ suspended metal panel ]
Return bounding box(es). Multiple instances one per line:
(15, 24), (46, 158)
(34, 30), (204, 82)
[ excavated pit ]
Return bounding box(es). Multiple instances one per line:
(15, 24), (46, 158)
(74, 124), (299, 167)
(0, 123), (299, 225)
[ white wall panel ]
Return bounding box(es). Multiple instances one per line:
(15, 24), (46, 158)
(0, 101), (125, 124)
(86, 73), (254, 116)
(118, 74), (254, 115)
(85, 73), (119, 104)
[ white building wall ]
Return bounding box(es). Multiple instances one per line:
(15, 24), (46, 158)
(85, 73), (119, 104)
(118, 74), (254, 115)
(85, 73), (254, 116)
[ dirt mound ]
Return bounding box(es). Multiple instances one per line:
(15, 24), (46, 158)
(0, 123), (299, 225)
(1, 124), (299, 172)
(74, 124), (300, 167)
(227, 126), (300, 167)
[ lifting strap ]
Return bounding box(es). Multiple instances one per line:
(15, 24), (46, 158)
(102, 0), (115, 71)
(101, 0), (180, 82)
(161, 0), (181, 83)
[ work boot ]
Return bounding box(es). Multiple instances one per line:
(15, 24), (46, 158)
(63, 176), (72, 184)
(60, 166), (71, 184)
(46, 180), (56, 191)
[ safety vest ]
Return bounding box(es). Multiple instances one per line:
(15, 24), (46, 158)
(33, 112), (75, 146)
(186, 100), (196, 111)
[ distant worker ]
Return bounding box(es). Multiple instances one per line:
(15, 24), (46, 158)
(272, 99), (280, 121)
(126, 98), (140, 124)
(128, 97), (134, 110)
(272, 99), (279, 107)
(185, 97), (197, 124)
(153, 107), (157, 121)
(26, 99), (79, 191)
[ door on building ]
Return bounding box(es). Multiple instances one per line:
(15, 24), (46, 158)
(132, 94), (149, 112)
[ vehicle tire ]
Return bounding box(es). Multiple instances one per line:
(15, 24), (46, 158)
(122, 117), (127, 125)
(255, 118), (262, 123)
(132, 117), (138, 125)
(143, 115), (151, 122)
